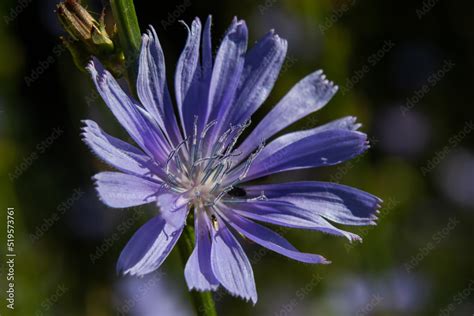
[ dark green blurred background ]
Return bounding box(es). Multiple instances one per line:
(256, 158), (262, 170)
(1, 0), (473, 315)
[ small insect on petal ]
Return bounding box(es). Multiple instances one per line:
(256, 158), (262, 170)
(210, 214), (219, 230)
(227, 186), (247, 197)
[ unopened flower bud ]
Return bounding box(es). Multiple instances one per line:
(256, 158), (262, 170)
(56, 0), (124, 76)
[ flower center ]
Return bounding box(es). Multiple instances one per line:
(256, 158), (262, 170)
(160, 116), (265, 209)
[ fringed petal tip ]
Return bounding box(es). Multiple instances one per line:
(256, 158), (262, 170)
(346, 116), (362, 131)
(253, 28), (286, 52)
(298, 254), (332, 265)
(366, 195), (383, 214)
(368, 200), (384, 224)
(275, 34), (287, 47)
(91, 174), (110, 208)
(345, 198), (383, 240)
(115, 264), (153, 278)
(91, 174), (112, 208)
(353, 131), (370, 155)
(240, 294), (258, 306)
(85, 57), (105, 77)
(140, 32), (150, 47)
(145, 25), (159, 40)
(314, 69), (339, 95)
(115, 262), (146, 277)
(264, 29), (288, 46)
(331, 116), (362, 131)
(228, 16), (247, 30)
(192, 16), (202, 27)
(86, 58), (110, 89)
(177, 18), (200, 31)
(115, 265), (132, 276)
(80, 120), (98, 136)
(348, 233), (363, 243)
(187, 284), (219, 292)
(281, 250), (331, 265)
(316, 227), (362, 244)
(91, 173), (100, 182)
(320, 257), (332, 265)
(140, 26), (161, 52)
(219, 285), (257, 305)
(85, 59), (95, 74)
(81, 119), (95, 127)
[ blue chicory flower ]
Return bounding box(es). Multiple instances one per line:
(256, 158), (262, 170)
(82, 16), (382, 304)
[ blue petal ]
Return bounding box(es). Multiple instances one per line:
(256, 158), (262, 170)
(218, 30), (287, 132)
(185, 211), (219, 291)
(210, 219), (257, 304)
(137, 27), (182, 145)
(198, 15), (213, 129)
(223, 208), (330, 264)
(175, 18), (202, 136)
(87, 59), (171, 160)
(229, 129), (368, 183)
(117, 213), (183, 276)
(94, 172), (162, 208)
(156, 193), (189, 230)
(309, 116), (362, 132)
(81, 120), (167, 179)
(228, 200), (363, 242)
(201, 16), (213, 85)
(206, 18), (248, 146)
(242, 181), (382, 226)
(235, 70), (338, 163)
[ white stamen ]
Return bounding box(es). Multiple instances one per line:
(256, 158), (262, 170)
(160, 118), (258, 213)
(248, 191), (267, 201)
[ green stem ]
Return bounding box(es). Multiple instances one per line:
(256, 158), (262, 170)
(110, 0), (141, 87)
(178, 224), (218, 316)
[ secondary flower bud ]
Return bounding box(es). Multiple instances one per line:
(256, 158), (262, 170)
(56, 0), (124, 76)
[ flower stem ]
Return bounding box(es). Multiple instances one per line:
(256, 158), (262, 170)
(110, 0), (141, 87)
(178, 224), (218, 316)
